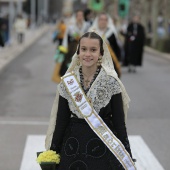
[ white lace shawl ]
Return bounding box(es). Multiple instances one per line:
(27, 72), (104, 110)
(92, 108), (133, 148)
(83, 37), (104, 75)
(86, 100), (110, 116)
(62, 19), (90, 49)
(58, 67), (122, 118)
(45, 31), (130, 150)
(90, 14), (118, 39)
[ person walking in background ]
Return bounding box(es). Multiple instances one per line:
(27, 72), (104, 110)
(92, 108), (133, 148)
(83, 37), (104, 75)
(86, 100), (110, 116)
(60, 9), (90, 76)
(52, 18), (67, 83)
(1, 14), (10, 45)
(52, 45), (68, 83)
(14, 14), (27, 44)
(90, 12), (122, 78)
(0, 17), (5, 47)
(84, 8), (94, 26)
(0, 31), (4, 47)
(53, 18), (66, 45)
(168, 19), (170, 38)
(52, 10), (90, 84)
(56, 19), (66, 45)
(157, 12), (166, 38)
(123, 15), (145, 73)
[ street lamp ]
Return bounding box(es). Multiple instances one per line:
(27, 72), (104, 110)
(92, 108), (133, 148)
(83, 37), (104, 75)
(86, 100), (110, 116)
(17, 0), (22, 14)
(44, 0), (49, 22)
(31, 0), (36, 27)
(9, 0), (15, 44)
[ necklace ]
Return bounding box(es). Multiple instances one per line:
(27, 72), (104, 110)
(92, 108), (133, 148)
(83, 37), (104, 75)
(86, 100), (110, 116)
(83, 72), (96, 87)
(79, 66), (101, 94)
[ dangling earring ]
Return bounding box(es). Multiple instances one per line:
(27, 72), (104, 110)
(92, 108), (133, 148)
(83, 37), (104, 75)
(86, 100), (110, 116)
(97, 56), (102, 66)
(77, 56), (80, 66)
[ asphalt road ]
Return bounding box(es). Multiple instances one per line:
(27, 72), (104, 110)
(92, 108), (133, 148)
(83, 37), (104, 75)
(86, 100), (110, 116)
(0, 31), (169, 170)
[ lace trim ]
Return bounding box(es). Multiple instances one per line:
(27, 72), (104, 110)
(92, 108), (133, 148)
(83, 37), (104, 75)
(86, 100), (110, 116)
(58, 68), (122, 118)
(87, 68), (121, 113)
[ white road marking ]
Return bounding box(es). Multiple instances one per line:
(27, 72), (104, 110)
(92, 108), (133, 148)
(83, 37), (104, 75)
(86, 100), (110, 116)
(20, 135), (45, 170)
(20, 135), (165, 170)
(129, 136), (164, 170)
(0, 121), (48, 125)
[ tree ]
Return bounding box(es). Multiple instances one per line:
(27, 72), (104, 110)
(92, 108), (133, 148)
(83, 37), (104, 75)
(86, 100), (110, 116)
(151, 0), (159, 47)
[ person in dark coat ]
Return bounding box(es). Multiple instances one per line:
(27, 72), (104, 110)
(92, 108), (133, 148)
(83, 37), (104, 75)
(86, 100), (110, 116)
(84, 8), (93, 26)
(123, 15), (145, 72)
(2, 14), (10, 45)
(0, 18), (5, 47)
(0, 34), (4, 47)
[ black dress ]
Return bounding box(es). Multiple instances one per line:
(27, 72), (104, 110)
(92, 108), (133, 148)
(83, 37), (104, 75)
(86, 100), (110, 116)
(108, 33), (121, 62)
(106, 32), (121, 78)
(50, 92), (133, 170)
(124, 22), (145, 66)
(60, 22), (90, 76)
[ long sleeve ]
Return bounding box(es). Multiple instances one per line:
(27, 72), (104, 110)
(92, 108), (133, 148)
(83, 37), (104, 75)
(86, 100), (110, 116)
(50, 95), (71, 153)
(111, 93), (133, 158)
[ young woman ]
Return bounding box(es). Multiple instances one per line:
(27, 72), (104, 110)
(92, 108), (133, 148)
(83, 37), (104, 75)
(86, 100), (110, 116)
(52, 10), (90, 84)
(90, 13), (122, 78)
(45, 31), (136, 170)
(60, 10), (90, 77)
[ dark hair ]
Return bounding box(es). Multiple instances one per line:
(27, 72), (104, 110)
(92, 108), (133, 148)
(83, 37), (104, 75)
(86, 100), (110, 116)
(77, 32), (104, 56)
(84, 8), (92, 21)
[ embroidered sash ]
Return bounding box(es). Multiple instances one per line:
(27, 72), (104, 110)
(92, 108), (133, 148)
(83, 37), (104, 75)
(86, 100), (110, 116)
(61, 72), (136, 170)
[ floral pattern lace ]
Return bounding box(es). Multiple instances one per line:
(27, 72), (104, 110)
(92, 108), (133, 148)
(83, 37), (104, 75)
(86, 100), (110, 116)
(58, 68), (122, 118)
(87, 68), (122, 113)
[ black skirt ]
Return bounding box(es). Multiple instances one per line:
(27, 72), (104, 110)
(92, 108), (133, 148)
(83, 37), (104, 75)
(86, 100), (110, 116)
(56, 117), (124, 170)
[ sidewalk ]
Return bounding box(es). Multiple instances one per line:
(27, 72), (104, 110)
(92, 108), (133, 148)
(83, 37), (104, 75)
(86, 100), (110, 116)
(0, 24), (50, 72)
(145, 46), (170, 61)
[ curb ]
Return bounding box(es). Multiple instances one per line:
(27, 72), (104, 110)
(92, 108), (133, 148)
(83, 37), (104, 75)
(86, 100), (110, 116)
(0, 25), (49, 72)
(145, 46), (170, 61)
